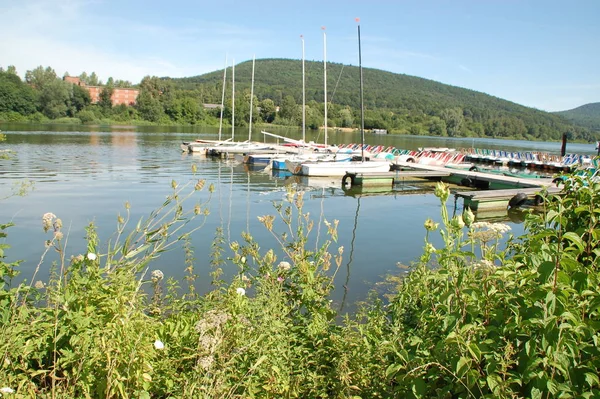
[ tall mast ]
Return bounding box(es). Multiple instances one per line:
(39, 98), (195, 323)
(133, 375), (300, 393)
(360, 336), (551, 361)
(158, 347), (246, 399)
(231, 59), (235, 140)
(248, 55), (255, 142)
(218, 54), (227, 141)
(357, 19), (365, 162)
(322, 26), (328, 147)
(301, 35), (306, 143)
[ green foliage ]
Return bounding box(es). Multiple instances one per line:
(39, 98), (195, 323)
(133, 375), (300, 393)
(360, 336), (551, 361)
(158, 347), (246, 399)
(555, 102), (600, 132)
(1, 173), (600, 398)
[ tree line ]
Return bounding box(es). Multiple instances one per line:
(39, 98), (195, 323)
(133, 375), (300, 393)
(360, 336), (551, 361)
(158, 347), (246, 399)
(0, 61), (596, 143)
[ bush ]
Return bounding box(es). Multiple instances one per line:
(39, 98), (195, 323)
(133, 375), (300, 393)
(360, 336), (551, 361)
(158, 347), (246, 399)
(1, 172), (599, 398)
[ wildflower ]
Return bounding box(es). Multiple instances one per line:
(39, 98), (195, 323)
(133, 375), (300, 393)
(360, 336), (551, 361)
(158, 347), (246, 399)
(277, 276), (284, 282)
(0, 387), (15, 394)
(236, 287), (246, 296)
(434, 182), (450, 202)
(199, 355), (214, 370)
(153, 340), (165, 350)
(87, 253), (97, 261)
(195, 310), (230, 334)
(42, 212), (56, 232)
(424, 218), (438, 232)
(54, 231), (63, 241)
(278, 261), (291, 271)
(34, 281), (45, 289)
(425, 243), (436, 254)
(151, 269), (164, 282)
(463, 208), (475, 227)
(450, 215), (465, 229)
(194, 179), (205, 191)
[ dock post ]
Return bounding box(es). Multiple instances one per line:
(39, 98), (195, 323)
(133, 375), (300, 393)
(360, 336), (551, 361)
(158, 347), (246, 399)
(561, 133), (567, 157)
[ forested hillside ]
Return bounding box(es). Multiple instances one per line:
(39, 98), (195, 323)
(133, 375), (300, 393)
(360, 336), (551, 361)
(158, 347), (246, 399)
(1, 60), (597, 142)
(173, 58), (596, 142)
(555, 102), (600, 132)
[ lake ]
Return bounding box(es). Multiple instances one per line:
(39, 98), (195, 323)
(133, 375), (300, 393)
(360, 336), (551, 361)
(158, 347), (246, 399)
(0, 124), (595, 311)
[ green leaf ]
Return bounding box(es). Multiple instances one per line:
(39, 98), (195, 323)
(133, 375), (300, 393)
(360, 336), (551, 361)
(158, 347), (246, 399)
(585, 372), (600, 387)
(538, 261), (555, 283)
(456, 356), (470, 377)
(563, 232), (584, 251)
(531, 387), (543, 399)
(411, 378), (426, 398)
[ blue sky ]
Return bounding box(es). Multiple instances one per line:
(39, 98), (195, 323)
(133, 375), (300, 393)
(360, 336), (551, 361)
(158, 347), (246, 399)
(1, 0), (598, 112)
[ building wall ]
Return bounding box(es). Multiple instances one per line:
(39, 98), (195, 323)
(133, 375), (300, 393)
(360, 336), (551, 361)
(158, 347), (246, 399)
(63, 76), (139, 106)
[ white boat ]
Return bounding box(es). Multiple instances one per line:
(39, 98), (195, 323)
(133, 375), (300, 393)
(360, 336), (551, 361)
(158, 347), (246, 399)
(286, 159), (390, 177)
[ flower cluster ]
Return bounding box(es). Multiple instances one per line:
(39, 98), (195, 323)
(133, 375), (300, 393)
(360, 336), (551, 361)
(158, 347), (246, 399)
(469, 222), (511, 244)
(194, 310), (231, 371)
(42, 212), (63, 241)
(151, 269), (164, 283)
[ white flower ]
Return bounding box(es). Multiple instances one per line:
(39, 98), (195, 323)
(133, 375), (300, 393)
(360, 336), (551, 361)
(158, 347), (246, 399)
(278, 261), (291, 271)
(151, 270), (164, 282)
(236, 287), (246, 296)
(0, 387), (15, 394)
(87, 253), (97, 261)
(153, 340), (165, 350)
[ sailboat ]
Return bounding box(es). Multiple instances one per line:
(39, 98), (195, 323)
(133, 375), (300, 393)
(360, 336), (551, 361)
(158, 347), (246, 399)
(183, 55), (234, 153)
(285, 21), (391, 177)
(204, 59), (282, 157)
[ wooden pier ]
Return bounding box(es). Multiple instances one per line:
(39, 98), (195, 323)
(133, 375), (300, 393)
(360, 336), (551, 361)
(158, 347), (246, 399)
(342, 170), (450, 188)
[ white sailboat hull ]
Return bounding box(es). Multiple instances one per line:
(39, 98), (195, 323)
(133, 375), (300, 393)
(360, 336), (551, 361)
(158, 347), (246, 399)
(294, 161), (391, 177)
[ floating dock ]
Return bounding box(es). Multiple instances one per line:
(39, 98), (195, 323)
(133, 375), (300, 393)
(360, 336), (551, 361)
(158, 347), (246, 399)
(342, 170), (450, 188)
(392, 161), (556, 189)
(454, 186), (562, 211)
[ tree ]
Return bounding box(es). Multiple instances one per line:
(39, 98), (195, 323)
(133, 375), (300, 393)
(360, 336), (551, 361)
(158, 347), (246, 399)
(259, 99), (276, 123)
(88, 72), (100, 86)
(25, 66), (58, 90)
(68, 84), (91, 116)
(339, 107), (354, 128)
(99, 86), (114, 111)
(279, 95), (297, 121)
(0, 70), (38, 115)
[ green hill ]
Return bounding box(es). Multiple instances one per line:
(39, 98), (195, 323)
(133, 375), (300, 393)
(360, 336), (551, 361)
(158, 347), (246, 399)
(169, 58), (596, 142)
(554, 103), (600, 131)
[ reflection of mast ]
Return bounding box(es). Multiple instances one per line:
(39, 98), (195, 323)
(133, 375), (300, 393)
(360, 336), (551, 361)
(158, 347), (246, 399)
(340, 196), (360, 313)
(227, 162), (233, 242)
(246, 170), (250, 233)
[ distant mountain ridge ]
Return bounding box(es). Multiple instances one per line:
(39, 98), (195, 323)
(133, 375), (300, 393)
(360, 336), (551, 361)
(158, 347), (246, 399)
(169, 58), (596, 142)
(554, 103), (600, 131)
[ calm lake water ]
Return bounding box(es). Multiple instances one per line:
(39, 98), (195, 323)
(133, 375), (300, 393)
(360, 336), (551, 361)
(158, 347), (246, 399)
(0, 124), (595, 311)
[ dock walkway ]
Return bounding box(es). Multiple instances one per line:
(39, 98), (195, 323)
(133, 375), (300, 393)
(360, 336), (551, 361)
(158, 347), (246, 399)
(342, 170), (450, 188)
(393, 161), (555, 189)
(455, 186), (562, 211)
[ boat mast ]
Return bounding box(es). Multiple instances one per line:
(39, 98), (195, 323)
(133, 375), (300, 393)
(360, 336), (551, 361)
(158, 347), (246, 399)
(357, 19), (365, 162)
(322, 26), (328, 147)
(231, 59), (235, 141)
(248, 55), (255, 142)
(301, 35), (306, 143)
(218, 54), (227, 141)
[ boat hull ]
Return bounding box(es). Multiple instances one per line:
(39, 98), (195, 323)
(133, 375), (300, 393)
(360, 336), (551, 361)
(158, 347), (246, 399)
(299, 161), (391, 177)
